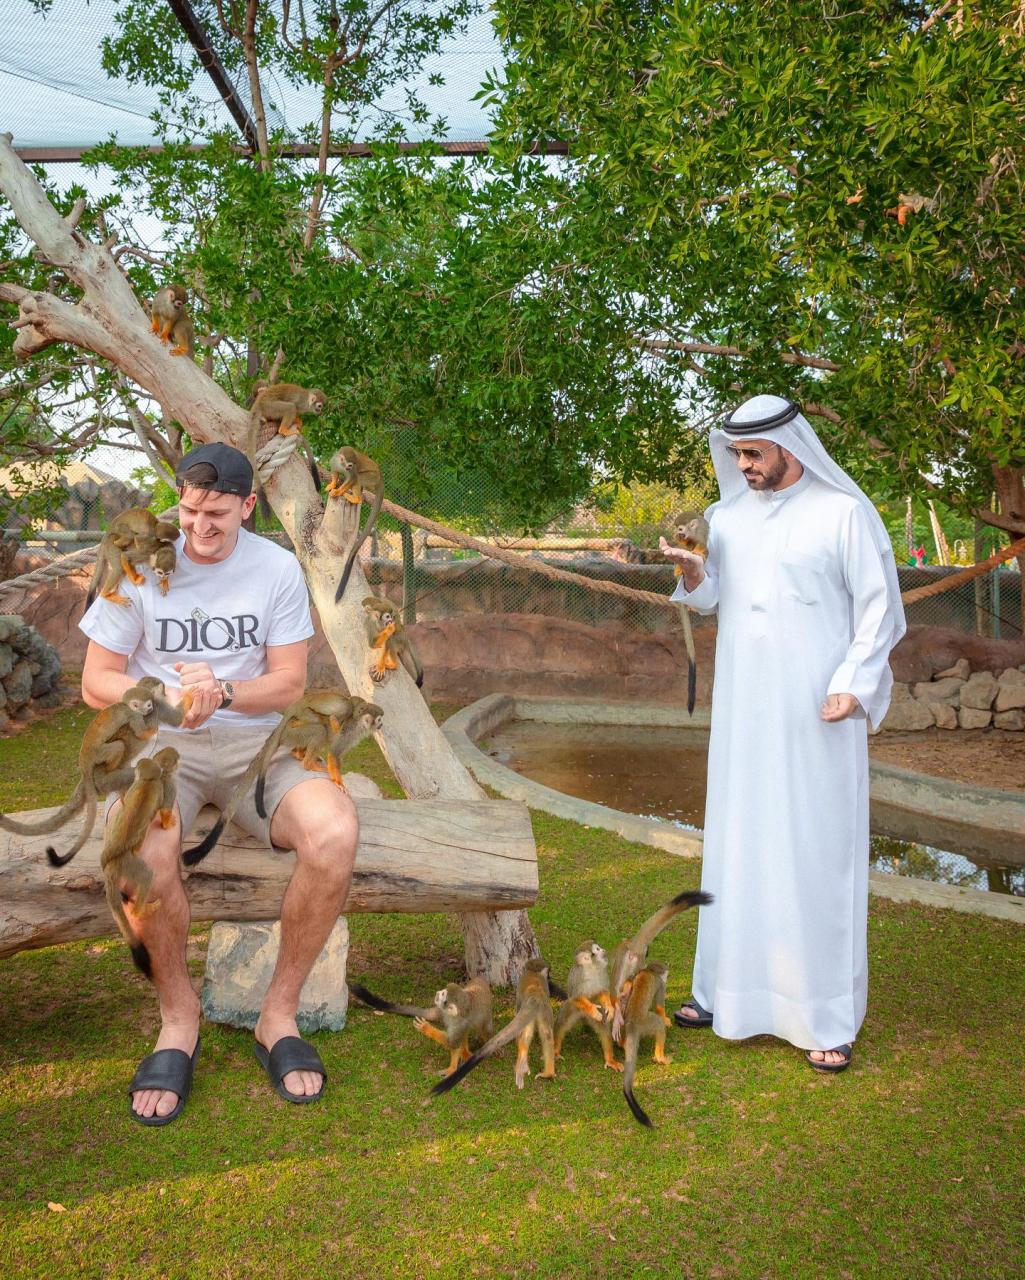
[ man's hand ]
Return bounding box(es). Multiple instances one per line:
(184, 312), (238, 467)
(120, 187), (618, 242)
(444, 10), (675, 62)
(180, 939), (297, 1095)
(174, 661), (222, 729)
(658, 536), (705, 589)
(820, 693), (861, 722)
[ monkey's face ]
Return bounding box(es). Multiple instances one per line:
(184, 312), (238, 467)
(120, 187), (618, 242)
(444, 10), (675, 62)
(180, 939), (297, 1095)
(308, 390), (326, 414)
(590, 942), (607, 964)
(126, 696), (155, 717)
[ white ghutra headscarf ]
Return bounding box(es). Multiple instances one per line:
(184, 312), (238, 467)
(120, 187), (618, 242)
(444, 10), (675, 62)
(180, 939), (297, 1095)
(708, 394), (906, 647)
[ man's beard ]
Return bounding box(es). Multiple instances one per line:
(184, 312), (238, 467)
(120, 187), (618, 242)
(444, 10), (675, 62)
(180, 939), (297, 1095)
(745, 452), (790, 489)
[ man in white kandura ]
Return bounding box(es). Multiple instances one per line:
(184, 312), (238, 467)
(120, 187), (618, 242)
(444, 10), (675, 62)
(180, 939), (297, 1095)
(659, 395), (906, 1072)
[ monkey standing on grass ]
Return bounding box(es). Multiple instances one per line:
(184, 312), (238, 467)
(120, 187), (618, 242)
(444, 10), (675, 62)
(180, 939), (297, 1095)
(432, 958), (558, 1095)
(608, 889), (712, 1043)
(102, 747), (180, 979)
(553, 940), (621, 1073)
(620, 961), (673, 1128)
(351, 978), (494, 1077)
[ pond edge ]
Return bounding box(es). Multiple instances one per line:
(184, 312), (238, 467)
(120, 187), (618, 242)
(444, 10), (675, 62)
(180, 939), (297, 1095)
(443, 694), (1025, 927)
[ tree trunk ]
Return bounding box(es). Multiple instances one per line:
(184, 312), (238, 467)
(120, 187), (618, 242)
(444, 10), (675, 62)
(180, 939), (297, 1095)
(992, 463), (1025, 633)
(0, 134), (538, 983)
(401, 522), (417, 625)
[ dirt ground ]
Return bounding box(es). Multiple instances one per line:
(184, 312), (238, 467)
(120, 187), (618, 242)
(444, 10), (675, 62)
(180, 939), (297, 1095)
(869, 729), (1025, 792)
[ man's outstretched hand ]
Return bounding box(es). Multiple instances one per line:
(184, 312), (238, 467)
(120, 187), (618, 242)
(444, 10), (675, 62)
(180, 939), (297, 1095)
(820, 693), (861, 722)
(658, 536), (705, 589)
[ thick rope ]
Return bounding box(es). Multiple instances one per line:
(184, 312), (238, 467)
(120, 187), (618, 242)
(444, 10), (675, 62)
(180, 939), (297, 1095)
(899, 534), (1025, 605)
(254, 432), (299, 482)
(0, 493), (1020, 614)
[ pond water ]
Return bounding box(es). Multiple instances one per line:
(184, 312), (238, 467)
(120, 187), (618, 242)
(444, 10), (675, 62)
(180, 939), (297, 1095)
(483, 721), (1025, 897)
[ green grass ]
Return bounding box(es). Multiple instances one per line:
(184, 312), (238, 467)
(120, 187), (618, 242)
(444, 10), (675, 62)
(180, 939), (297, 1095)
(1, 705), (1023, 1278)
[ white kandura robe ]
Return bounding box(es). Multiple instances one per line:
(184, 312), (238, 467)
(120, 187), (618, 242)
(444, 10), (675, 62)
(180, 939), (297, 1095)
(673, 470), (901, 1050)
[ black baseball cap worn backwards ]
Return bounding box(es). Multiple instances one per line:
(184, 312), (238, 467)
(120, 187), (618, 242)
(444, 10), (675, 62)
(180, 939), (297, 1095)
(175, 443), (254, 496)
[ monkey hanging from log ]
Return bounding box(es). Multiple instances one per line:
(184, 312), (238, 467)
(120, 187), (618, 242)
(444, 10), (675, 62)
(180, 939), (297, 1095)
(326, 447), (383, 602)
(101, 747), (180, 979)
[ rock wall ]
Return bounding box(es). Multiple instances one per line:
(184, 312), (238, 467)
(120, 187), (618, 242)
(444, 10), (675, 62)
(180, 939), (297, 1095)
(0, 614), (63, 732)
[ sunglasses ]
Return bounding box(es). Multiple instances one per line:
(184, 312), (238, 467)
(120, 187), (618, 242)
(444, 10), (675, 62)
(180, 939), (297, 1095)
(724, 443), (782, 463)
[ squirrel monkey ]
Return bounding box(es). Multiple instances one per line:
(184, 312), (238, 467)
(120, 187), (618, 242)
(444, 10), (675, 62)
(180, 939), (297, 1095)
(609, 889), (712, 1044)
(663, 510), (709, 715)
(248, 382), (326, 454)
(351, 978), (494, 1077)
(181, 691), (383, 866)
(86, 508), (178, 608)
(621, 961), (673, 1128)
(0, 681), (189, 855)
(326, 447), (383, 602)
(43, 682), (192, 867)
(149, 285), (195, 357)
(102, 747), (180, 979)
(432, 958), (558, 1095)
(553, 940), (621, 1073)
(362, 596), (423, 688)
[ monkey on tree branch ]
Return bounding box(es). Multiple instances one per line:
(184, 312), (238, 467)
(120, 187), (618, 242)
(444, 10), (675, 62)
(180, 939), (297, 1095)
(0, 132), (537, 984)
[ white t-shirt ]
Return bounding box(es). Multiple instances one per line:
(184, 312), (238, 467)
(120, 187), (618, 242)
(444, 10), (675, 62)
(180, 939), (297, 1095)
(79, 527), (314, 729)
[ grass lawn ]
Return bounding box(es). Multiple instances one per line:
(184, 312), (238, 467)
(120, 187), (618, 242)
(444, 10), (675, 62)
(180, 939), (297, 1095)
(1, 703), (1023, 1279)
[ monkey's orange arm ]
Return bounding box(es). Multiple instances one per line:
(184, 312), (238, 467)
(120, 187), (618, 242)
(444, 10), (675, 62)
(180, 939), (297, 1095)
(371, 623), (396, 650)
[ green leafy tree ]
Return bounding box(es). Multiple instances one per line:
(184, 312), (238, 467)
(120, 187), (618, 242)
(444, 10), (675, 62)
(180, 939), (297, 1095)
(482, 0), (1025, 621)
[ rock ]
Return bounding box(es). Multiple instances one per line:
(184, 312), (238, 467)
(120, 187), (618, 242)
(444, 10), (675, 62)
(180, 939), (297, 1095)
(929, 703), (958, 730)
(935, 658), (970, 681)
(912, 677), (961, 706)
(960, 671), (998, 711)
(341, 772), (383, 800)
(0, 709), (8, 733)
(880, 699), (935, 731)
(958, 707), (992, 730)
(889, 681), (913, 704)
(33, 690), (63, 710)
(0, 643), (12, 679)
(890, 625), (1025, 682)
(4, 659), (33, 708)
(995, 670), (1025, 713)
(0, 616), (23, 644)
(994, 709), (1025, 731)
(201, 918), (349, 1033)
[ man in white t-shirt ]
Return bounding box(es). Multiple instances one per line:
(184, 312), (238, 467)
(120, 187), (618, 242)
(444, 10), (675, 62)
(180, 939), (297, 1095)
(80, 443), (357, 1124)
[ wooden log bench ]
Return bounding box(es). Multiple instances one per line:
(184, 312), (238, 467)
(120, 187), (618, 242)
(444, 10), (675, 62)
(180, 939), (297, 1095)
(0, 798), (539, 960)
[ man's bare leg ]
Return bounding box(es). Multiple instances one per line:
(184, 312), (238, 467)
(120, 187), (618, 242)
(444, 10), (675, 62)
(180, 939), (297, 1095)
(257, 779), (358, 1097)
(119, 806), (201, 1121)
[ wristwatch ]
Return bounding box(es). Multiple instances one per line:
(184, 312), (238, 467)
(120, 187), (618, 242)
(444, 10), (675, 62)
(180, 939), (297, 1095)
(218, 679), (236, 710)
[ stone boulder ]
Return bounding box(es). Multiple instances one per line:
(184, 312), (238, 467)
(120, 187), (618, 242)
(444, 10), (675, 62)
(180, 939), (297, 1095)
(891, 625), (1025, 683)
(929, 703), (958, 730)
(995, 668), (1025, 713)
(880, 699), (935, 731)
(960, 671), (998, 710)
(912, 677), (961, 706)
(994, 709), (1025, 731)
(959, 707), (992, 730)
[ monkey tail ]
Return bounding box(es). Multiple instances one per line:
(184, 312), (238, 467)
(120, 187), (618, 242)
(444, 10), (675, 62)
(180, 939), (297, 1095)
(85, 553), (105, 609)
(630, 889), (713, 954)
(181, 817), (225, 867)
(104, 865), (153, 980)
(0, 780), (86, 837)
(335, 486), (382, 603)
(45, 789), (98, 866)
(677, 603), (697, 716)
(184, 725), (283, 862)
(349, 983), (434, 1020)
(432, 1005), (535, 1095)
(622, 1032), (653, 1128)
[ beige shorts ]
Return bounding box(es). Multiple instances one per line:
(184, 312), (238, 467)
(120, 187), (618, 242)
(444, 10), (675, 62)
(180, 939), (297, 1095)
(107, 723), (317, 849)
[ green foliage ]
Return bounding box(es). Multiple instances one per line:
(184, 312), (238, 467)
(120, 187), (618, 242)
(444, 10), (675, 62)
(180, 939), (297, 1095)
(486, 0), (1025, 520)
(589, 477), (714, 545)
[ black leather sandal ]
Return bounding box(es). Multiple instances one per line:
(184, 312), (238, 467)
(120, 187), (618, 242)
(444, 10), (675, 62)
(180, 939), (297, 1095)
(128, 1039), (200, 1126)
(254, 1035), (327, 1103)
(805, 1043), (853, 1073)
(673, 999), (713, 1029)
